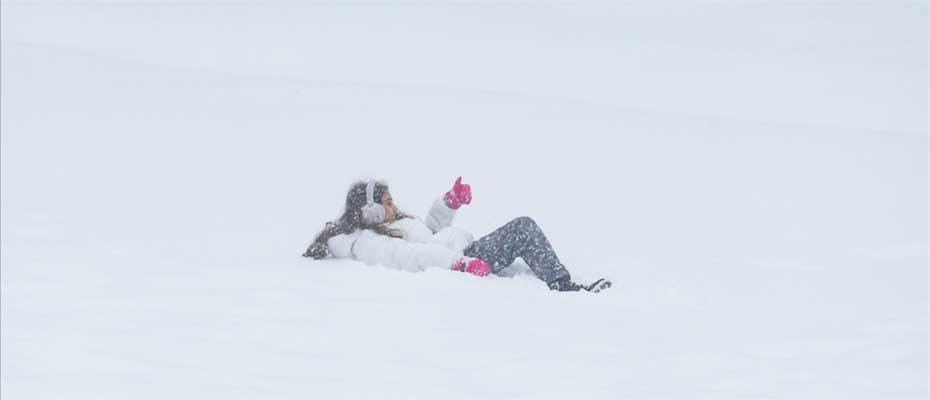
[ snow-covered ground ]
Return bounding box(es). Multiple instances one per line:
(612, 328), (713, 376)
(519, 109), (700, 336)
(1, 1), (927, 398)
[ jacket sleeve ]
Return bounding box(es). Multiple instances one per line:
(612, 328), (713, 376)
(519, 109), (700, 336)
(352, 230), (461, 272)
(327, 232), (359, 259)
(424, 197), (457, 233)
(431, 227), (474, 253)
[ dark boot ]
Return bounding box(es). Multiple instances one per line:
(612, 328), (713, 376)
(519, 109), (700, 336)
(584, 278), (612, 293)
(548, 277), (612, 293)
(548, 277), (584, 291)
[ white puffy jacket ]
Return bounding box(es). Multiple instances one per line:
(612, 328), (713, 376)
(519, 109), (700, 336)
(326, 197), (474, 272)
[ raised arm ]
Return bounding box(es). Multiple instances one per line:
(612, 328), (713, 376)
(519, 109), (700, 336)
(425, 177), (472, 233)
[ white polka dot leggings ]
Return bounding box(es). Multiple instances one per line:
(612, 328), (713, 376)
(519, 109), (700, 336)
(463, 216), (571, 284)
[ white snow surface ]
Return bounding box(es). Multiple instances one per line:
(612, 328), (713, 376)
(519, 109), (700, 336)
(1, 1), (927, 399)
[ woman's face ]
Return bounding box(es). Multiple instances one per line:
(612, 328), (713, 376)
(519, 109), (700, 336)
(381, 191), (397, 223)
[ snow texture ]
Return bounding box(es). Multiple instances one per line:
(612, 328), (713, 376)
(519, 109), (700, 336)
(1, 1), (927, 399)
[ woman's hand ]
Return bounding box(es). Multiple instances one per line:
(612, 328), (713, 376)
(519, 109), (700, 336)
(444, 176), (472, 210)
(453, 257), (490, 277)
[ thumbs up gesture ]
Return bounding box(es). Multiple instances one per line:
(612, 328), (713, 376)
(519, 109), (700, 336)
(444, 177), (472, 210)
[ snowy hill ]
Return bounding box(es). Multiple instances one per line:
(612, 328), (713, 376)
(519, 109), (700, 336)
(1, 1), (927, 399)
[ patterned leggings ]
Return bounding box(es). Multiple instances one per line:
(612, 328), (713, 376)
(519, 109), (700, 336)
(463, 216), (571, 284)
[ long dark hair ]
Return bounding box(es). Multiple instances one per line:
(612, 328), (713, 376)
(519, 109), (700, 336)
(303, 180), (411, 259)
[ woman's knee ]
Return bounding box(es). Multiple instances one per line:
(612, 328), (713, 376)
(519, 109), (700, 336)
(510, 216), (537, 229)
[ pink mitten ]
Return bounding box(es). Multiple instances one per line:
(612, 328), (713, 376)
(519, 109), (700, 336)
(453, 257), (490, 277)
(444, 177), (472, 210)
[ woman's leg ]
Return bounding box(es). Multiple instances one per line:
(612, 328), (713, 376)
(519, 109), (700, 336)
(463, 216), (571, 284)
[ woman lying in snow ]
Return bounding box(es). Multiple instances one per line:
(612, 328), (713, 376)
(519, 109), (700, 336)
(303, 177), (611, 292)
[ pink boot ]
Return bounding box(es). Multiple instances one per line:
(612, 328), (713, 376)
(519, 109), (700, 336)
(453, 257), (490, 277)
